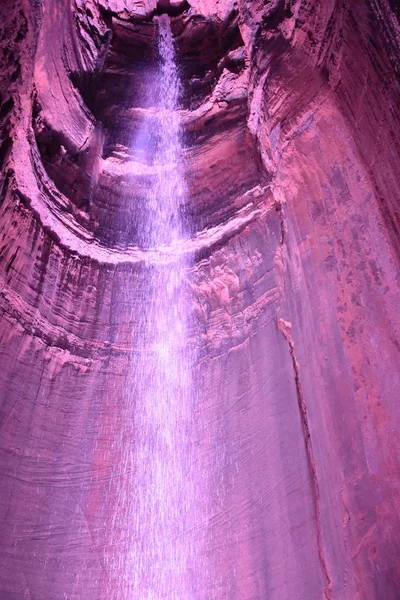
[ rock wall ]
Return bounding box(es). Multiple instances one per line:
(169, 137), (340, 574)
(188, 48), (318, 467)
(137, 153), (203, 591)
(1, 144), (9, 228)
(1, 0), (400, 598)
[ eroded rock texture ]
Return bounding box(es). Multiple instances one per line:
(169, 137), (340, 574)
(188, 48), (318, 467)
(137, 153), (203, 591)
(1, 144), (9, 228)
(1, 0), (400, 598)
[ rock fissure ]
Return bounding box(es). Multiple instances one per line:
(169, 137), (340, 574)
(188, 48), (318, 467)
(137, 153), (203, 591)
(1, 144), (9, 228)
(277, 317), (332, 600)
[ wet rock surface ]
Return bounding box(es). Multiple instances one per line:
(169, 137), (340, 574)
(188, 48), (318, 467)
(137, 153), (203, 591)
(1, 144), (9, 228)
(1, 0), (400, 598)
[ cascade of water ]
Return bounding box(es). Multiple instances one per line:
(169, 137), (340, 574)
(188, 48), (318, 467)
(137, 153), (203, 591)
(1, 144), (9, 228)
(111, 16), (196, 600)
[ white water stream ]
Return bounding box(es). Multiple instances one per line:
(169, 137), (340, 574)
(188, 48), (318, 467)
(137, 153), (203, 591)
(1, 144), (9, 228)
(112, 16), (197, 599)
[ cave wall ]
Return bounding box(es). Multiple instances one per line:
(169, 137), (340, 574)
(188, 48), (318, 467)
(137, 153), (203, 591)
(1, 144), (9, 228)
(1, 0), (400, 598)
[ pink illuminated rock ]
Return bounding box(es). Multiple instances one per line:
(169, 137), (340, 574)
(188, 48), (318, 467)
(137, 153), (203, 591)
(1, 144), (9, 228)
(1, 0), (400, 598)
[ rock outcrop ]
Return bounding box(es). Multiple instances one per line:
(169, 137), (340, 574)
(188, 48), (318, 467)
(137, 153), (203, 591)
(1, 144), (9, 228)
(1, 0), (400, 598)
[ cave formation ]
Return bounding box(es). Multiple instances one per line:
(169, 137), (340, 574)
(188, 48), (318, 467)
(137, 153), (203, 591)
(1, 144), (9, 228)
(1, 0), (400, 598)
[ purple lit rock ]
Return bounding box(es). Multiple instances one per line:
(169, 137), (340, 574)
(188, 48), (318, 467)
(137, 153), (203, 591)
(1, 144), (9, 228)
(1, 0), (400, 598)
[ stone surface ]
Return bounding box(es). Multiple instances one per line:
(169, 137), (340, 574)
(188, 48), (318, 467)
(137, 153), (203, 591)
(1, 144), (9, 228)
(1, 0), (400, 598)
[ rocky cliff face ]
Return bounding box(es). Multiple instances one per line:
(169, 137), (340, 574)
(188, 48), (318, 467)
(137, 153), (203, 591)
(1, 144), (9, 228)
(1, 1), (400, 598)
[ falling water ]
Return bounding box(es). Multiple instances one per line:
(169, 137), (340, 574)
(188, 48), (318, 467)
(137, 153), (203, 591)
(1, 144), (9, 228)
(111, 16), (196, 600)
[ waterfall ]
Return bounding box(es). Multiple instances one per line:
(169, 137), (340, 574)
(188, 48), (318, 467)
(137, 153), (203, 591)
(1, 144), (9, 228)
(111, 15), (196, 600)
